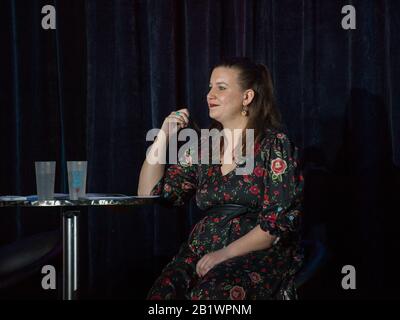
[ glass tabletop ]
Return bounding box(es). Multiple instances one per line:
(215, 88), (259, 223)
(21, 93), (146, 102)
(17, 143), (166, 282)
(0, 193), (160, 207)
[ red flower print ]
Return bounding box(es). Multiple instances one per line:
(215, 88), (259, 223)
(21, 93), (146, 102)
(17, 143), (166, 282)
(276, 133), (285, 139)
(207, 168), (213, 177)
(249, 272), (262, 283)
(213, 217), (220, 223)
(161, 277), (172, 286)
(164, 184), (171, 193)
(253, 166), (264, 177)
(273, 190), (279, 196)
(214, 187), (218, 192)
(267, 213), (277, 224)
(212, 235), (220, 243)
(243, 175), (251, 183)
(185, 257), (194, 264)
(271, 158), (287, 175)
(250, 185), (259, 195)
(223, 193), (231, 201)
(182, 182), (194, 190)
(234, 224), (241, 232)
(263, 194), (270, 204)
(229, 286), (246, 300)
(299, 174), (304, 182)
(254, 142), (261, 154)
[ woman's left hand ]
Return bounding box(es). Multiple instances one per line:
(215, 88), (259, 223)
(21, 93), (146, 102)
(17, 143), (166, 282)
(196, 248), (231, 277)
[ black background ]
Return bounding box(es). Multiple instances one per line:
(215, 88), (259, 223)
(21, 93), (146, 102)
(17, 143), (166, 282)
(0, 0), (399, 299)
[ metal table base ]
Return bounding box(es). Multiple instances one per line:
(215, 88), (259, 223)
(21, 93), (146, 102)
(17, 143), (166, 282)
(0, 195), (159, 300)
(62, 210), (79, 300)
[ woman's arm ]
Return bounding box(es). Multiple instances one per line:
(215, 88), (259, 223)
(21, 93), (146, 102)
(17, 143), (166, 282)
(137, 108), (190, 196)
(196, 225), (277, 277)
(224, 225), (277, 258)
(137, 132), (168, 196)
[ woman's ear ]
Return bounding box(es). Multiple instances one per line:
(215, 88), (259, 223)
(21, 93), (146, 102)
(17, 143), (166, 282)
(243, 89), (255, 106)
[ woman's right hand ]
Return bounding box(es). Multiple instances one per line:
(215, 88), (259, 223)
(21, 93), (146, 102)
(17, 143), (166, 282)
(160, 108), (190, 138)
(140, 109), (189, 196)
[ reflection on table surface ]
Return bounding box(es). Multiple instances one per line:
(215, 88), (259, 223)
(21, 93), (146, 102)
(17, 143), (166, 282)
(0, 194), (160, 207)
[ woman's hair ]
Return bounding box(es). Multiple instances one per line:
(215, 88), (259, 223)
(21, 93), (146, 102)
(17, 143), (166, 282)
(209, 56), (283, 148)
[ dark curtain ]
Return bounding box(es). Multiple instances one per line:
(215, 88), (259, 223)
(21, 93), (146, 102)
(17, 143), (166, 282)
(0, 0), (86, 240)
(1, 0), (399, 299)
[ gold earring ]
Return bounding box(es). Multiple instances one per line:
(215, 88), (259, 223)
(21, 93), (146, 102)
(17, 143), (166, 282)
(241, 106), (248, 116)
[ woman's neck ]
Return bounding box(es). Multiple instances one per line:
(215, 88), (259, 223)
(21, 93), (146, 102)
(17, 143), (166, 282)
(221, 119), (248, 149)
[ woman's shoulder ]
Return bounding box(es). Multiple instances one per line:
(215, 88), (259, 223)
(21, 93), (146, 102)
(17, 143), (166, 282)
(258, 128), (302, 170)
(259, 127), (291, 149)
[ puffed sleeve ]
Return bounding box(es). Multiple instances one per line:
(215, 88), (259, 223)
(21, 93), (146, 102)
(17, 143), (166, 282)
(257, 132), (304, 241)
(150, 152), (198, 207)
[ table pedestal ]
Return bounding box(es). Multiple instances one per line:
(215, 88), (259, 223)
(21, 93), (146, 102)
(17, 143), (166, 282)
(0, 195), (159, 300)
(62, 210), (79, 300)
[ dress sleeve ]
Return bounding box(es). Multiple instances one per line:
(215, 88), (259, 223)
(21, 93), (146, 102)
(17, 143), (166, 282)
(257, 132), (304, 241)
(150, 157), (198, 207)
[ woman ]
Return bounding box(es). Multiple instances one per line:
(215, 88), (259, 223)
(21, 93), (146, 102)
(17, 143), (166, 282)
(138, 57), (304, 300)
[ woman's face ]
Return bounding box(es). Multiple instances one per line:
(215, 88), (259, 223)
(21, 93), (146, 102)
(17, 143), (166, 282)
(207, 67), (246, 125)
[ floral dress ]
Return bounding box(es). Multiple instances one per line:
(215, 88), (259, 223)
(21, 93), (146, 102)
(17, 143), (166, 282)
(146, 128), (304, 300)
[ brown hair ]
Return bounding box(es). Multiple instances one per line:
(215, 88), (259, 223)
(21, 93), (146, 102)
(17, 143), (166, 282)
(209, 56), (283, 153)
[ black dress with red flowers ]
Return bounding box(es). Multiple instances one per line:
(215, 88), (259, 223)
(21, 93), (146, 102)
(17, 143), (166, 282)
(146, 128), (305, 300)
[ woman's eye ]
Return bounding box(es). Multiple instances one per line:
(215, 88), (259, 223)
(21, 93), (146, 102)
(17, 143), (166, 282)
(208, 86), (225, 90)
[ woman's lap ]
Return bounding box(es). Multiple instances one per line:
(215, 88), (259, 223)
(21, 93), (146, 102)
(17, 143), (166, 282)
(188, 251), (282, 300)
(147, 245), (284, 300)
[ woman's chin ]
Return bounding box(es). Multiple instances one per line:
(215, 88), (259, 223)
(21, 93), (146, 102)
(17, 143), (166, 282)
(208, 109), (221, 121)
(209, 115), (220, 122)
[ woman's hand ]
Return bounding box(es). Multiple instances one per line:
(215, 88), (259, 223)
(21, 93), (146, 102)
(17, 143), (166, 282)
(160, 108), (190, 138)
(196, 247), (231, 278)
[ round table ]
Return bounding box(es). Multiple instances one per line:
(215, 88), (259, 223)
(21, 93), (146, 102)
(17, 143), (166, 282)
(0, 195), (159, 300)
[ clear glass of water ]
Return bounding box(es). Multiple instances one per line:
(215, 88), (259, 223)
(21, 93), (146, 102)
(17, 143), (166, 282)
(67, 161), (87, 200)
(35, 161), (56, 200)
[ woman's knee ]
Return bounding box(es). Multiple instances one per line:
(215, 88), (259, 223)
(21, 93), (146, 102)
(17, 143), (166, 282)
(188, 270), (234, 300)
(189, 279), (248, 300)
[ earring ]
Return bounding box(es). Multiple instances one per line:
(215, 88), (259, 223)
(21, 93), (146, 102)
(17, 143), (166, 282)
(241, 106), (249, 116)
